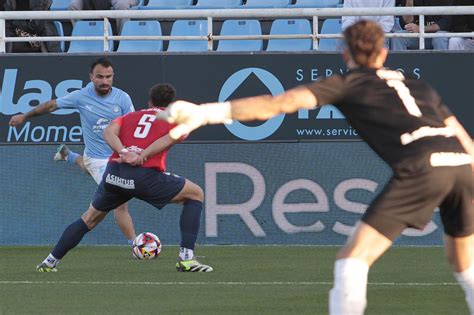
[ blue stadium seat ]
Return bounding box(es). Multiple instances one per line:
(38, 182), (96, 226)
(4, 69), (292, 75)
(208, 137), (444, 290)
(292, 0), (341, 8)
(138, 0), (192, 9)
(194, 0), (242, 8)
(50, 0), (72, 10)
(167, 20), (209, 52)
(244, 0), (290, 8)
(117, 21), (163, 52)
(53, 21), (65, 52)
(217, 20), (262, 52)
(267, 19), (312, 51)
(68, 21), (114, 53)
(319, 18), (342, 51)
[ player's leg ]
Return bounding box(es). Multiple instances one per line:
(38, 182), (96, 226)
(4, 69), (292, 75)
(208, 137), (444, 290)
(329, 170), (444, 315)
(329, 221), (394, 315)
(114, 202), (136, 244)
(36, 205), (108, 272)
(170, 179), (212, 272)
(53, 144), (90, 174)
(83, 154), (136, 244)
(444, 234), (474, 315)
(171, 180), (204, 259)
(440, 165), (474, 314)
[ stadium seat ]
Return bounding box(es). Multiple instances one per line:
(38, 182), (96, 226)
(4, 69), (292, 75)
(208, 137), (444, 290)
(267, 19), (312, 51)
(138, 0), (193, 9)
(53, 21), (65, 52)
(68, 21), (114, 53)
(50, 0), (72, 10)
(217, 20), (262, 52)
(319, 18), (342, 51)
(117, 21), (163, 52)
(292, 0), (341, 8)
(194, 0), (242, 8)
(167, 20), (209, 52)
(243, 0), (290, 8)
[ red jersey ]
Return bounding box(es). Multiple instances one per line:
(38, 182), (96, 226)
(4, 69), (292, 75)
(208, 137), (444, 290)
(109, 108), (176, 172)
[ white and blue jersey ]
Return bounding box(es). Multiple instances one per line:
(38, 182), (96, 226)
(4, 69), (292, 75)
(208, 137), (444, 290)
(56, 82), (135, 159)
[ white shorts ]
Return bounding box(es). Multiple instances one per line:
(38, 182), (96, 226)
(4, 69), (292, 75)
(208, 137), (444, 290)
(83, 154), (109, 185)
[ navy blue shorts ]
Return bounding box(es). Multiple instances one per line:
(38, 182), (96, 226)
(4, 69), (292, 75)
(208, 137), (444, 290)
(92, 163), (186, 212)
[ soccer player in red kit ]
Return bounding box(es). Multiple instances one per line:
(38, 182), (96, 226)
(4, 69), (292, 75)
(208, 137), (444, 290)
(36, 84), (213, 273)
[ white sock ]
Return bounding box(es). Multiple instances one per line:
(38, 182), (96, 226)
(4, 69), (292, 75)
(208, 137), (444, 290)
(179, 247), (194, 261)
(454, 263), (474, 315)
(43, 253), (60, 268)
(329, 258), (369, 315)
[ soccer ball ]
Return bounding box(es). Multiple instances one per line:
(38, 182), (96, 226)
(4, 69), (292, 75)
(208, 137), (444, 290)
(132, 232), (162, 260)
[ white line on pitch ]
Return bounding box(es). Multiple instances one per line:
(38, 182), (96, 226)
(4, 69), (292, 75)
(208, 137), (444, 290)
(0, 281), (459, 286)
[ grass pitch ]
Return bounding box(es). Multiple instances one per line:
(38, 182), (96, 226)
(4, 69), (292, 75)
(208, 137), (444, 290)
(0, 246), (469, 315)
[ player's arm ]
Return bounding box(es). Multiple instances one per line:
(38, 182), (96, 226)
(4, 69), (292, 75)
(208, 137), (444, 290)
(104, 121), (143, 165)
(161, 86), (318, 140)
(9, 99), (58, 126)
(139, 134), (178, 161)
(229, 86), (317, 121)
(444, 116), (474, 170)
(103, 121), (126, 153)
(160, 86), (316, 132)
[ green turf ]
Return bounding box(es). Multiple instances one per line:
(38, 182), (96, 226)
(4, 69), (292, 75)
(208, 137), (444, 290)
(0, 246), (469, 315)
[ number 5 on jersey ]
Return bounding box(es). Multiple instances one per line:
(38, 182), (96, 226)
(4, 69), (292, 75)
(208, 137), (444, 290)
(134, 114), (156, 138)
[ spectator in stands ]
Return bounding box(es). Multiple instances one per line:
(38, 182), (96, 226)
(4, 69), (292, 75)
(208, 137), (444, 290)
(448, 0), (474, 50)
(391, 0), (453, 50)
(69, 0), (139, 33)
(335, 0), (395, 50)
(4, 0), (61, 53)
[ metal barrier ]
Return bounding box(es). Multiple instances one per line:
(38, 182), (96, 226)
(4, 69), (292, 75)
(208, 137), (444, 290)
(0, 6), (473, 52)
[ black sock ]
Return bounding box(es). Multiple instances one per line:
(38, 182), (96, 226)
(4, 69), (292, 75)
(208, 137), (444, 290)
(51, 219), (90, 259)
(179, 200), (203, 250)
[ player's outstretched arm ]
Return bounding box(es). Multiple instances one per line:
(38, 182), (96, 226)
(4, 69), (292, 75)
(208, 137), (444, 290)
(9, 99), (58, 126)
(157, 86), (317, 139)
(229, 86), (317, 121)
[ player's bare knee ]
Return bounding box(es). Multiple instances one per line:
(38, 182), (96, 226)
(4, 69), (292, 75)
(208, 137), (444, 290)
(179, 181), (204, 202)
(114, 203), (128, 213)
(190, 185), (204, 202)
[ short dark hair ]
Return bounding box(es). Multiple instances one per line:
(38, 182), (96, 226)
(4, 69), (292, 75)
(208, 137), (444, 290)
(90, 57), (114, 73)
(343, 20), (385, 67)
(149, 83), (176, 107)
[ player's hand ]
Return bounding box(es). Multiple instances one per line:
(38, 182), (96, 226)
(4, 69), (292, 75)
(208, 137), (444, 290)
(9, 114), (26, 126)
(156, 100), (204, 125)
(157, 100), (209, 140)
(169, 123), (201, 140)
(112, 151), (144, 166)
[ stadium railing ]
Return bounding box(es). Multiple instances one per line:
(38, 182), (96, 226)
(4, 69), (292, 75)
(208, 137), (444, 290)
(0, 6), (473, 53)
